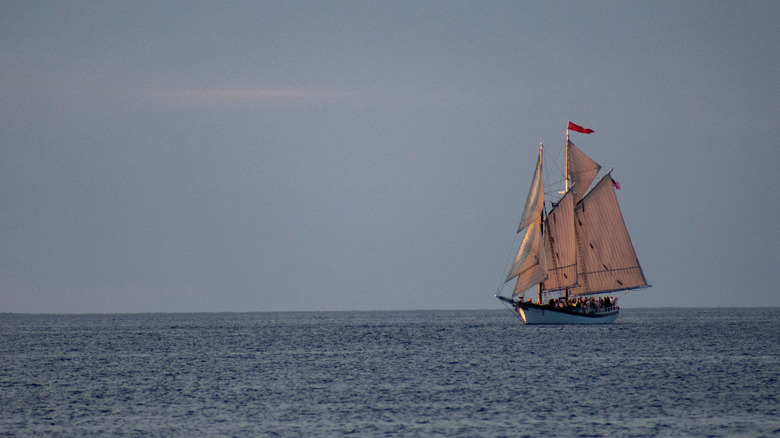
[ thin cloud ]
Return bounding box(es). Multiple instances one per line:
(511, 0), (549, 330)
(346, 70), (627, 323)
(157, 87), (357, 103)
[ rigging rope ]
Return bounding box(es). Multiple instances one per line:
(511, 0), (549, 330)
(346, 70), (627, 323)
(545, 140), (567, 191)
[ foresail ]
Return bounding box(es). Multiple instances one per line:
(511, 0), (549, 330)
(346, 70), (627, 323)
(568, 140), (601, 204)
(507, 220), (546, 296)
(569, 174), (648, 296)
(542, 190), (577, 291)
(517, 149), (544, 232)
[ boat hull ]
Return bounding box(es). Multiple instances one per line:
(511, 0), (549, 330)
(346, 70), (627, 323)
(517, 302), (618, 325)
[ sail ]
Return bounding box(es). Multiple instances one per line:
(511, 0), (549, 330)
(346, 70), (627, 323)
(568, 140), (601, 204)
(516, 149), (544, 232)
(541, 190), (577, 291)
(568, 173), (648, 296)
(507, 219), (546, 296)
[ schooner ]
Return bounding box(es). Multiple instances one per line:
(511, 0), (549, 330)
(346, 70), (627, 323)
(496, 122), (649, 324)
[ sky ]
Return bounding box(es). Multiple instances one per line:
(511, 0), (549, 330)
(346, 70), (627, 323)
(2, 1), (779, 313)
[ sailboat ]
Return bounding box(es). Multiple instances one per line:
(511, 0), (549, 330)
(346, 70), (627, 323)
(496, 122), (649, 324)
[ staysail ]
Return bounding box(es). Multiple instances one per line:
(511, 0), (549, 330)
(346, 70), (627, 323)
(516, 147), (544, 232)
(567, 140), (601, 204)
(506, 147), (546, 296)
(541, 189), (577, 291)
(508, 219), (546, 295)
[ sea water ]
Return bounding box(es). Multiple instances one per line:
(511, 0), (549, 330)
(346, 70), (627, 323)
(1, 308), (778, 437)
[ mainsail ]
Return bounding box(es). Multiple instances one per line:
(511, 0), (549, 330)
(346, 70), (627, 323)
(568, 173), (648, 295)
(505, 136), (648, 300)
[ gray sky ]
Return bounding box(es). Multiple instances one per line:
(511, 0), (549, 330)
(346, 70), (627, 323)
(2, 1), (779, 313)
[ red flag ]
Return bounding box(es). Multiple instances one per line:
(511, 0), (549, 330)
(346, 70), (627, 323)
(612, 178), (621, 190)
(568, 121), (594, 134)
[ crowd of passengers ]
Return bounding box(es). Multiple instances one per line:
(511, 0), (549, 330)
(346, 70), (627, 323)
(544, 296), (617, 313)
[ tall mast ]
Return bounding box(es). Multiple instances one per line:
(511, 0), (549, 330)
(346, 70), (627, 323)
(565, 129), (570, 192)
(537, 142), (544, 304)
(564, 129), (570, 301)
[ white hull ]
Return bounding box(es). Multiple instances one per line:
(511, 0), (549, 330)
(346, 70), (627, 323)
(517, 303), (618, 325)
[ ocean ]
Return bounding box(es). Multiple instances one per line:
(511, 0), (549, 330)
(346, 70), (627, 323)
(1, 308), (778, 437)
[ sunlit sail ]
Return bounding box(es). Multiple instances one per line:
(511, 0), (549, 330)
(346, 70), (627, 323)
(496, 122), (650, 324)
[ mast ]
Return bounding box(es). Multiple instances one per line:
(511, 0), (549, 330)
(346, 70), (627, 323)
(565, 129), (570, 192)
(538, 142), (544, 304)
(564, 129), (570, 301)
(537, 204), (543, 304)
